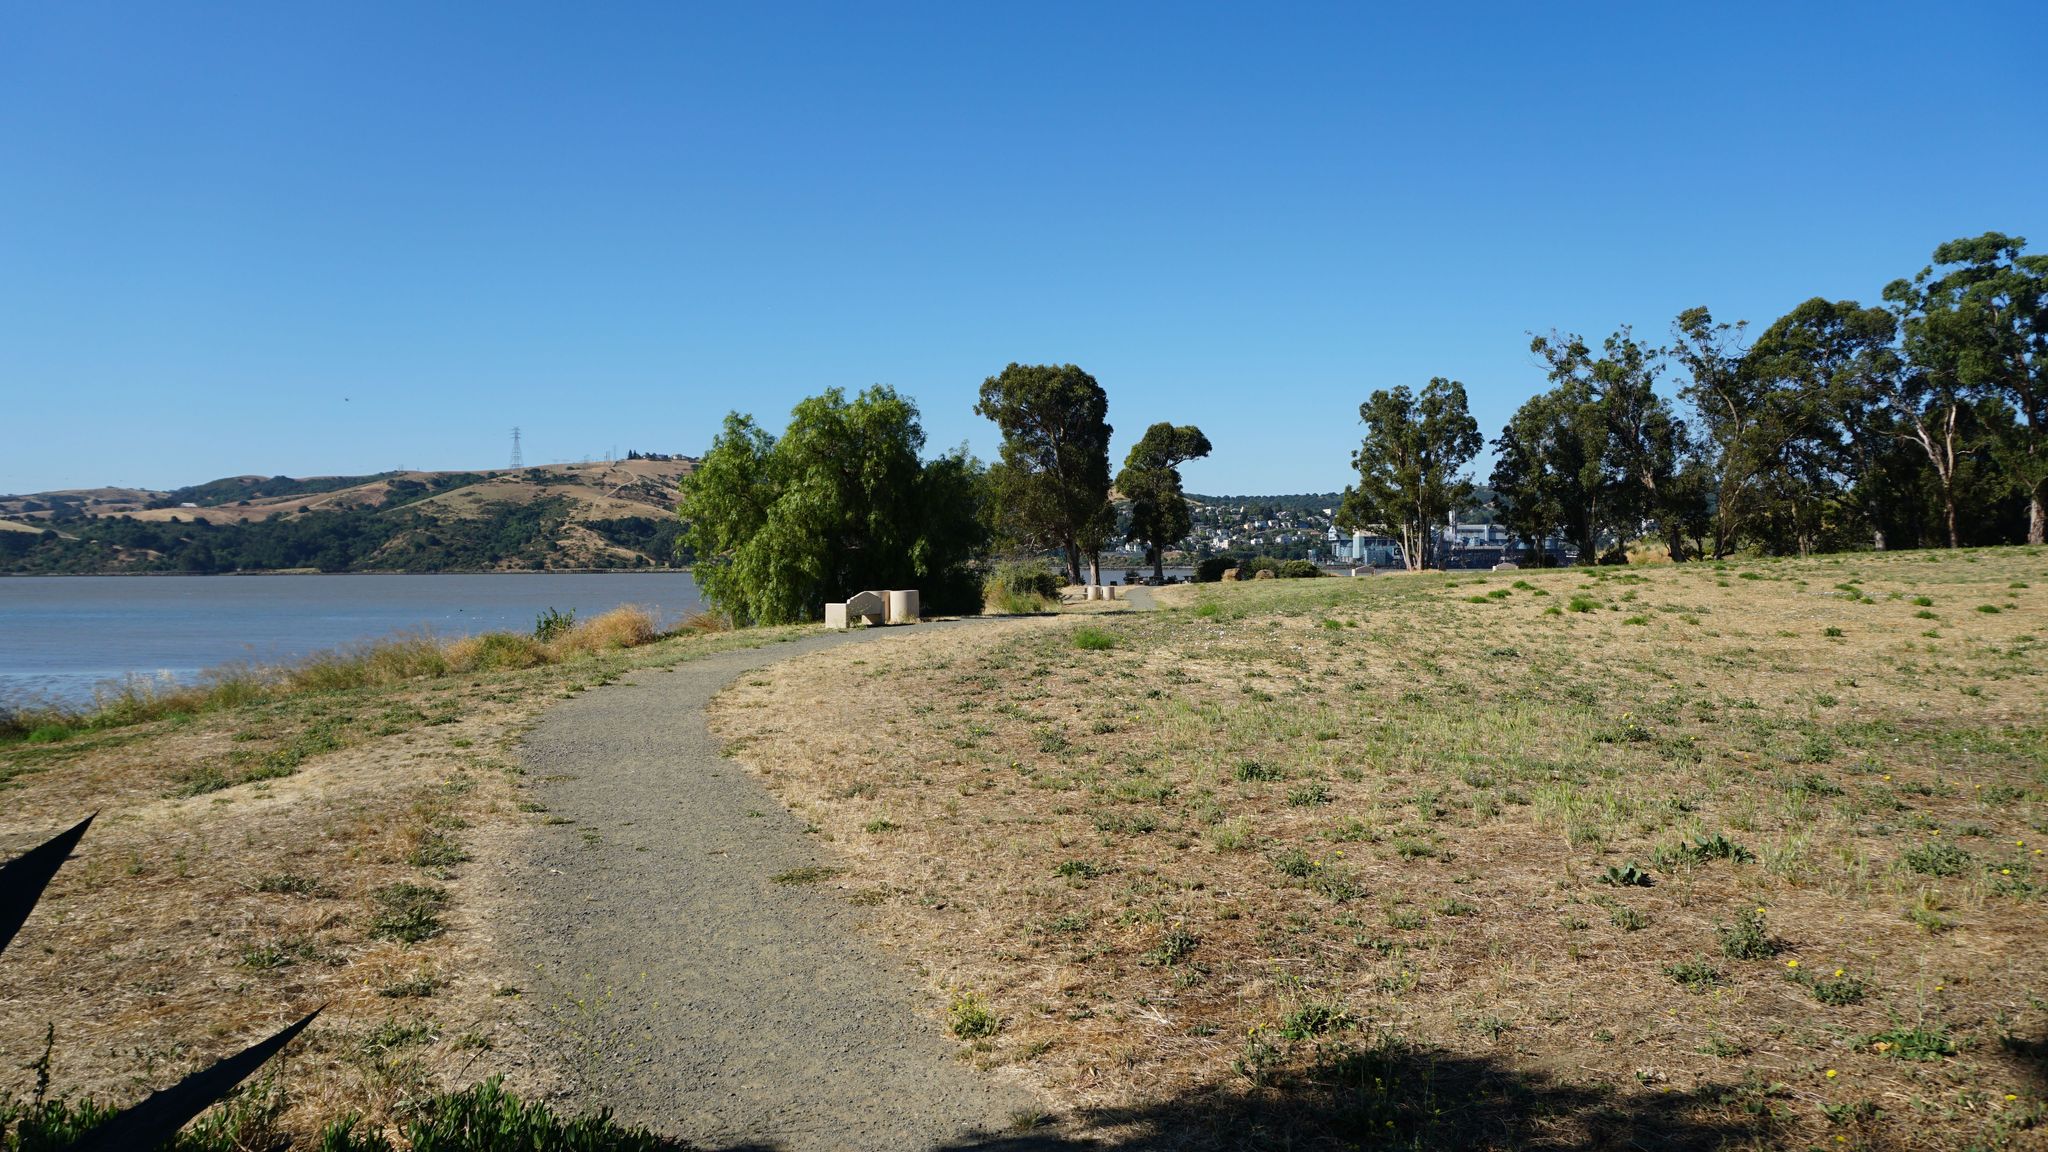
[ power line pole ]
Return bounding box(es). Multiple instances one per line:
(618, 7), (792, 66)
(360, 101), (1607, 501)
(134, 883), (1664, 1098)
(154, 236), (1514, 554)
(510, 427), (524, 470)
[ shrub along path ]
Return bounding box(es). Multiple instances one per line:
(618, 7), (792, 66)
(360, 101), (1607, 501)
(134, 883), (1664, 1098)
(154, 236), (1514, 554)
(496, 622), (1035, 1151)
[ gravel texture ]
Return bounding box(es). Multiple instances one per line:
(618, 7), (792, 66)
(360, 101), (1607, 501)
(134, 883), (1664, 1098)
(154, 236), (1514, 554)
(500, 625), (1036, 1151)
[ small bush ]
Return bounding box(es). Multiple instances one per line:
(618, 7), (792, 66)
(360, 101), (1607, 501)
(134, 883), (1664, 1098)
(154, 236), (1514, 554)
(1278, 559), (1322, 579)
(1567, 595), (1601, 614)
(949, 992), (1001, 1039)
(1072, 626), (1118, 650)
(533, 607), (577, 642)
(1193, 555), (1238, 583)
(986, 561), (1063, 612)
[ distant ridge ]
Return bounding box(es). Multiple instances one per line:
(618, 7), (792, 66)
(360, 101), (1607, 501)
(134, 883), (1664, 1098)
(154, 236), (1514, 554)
(0, 458), (696, 574)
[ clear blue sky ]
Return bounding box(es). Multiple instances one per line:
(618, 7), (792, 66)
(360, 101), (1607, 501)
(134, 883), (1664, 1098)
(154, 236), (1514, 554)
(4, 2), (2043, 496)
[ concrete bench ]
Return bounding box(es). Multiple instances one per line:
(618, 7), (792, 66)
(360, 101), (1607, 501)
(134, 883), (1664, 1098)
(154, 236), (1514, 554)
(824, 589), (919, 630)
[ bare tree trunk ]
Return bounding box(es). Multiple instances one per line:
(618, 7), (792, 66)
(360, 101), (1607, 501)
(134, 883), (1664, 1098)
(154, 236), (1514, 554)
(2030, 489), (2046, 546)
(1152, 548), (1165, 584)
(1064, 539), (1082, 585)
(1087, 553), (1101, 587)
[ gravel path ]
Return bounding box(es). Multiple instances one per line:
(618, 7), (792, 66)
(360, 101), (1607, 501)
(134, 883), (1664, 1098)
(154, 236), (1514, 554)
(1119, 586), (1159, 611)
(498, 625), (1036, 1151)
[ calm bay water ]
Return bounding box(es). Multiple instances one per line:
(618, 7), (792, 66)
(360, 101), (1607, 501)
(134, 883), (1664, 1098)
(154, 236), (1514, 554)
(0, 573), (704, 706)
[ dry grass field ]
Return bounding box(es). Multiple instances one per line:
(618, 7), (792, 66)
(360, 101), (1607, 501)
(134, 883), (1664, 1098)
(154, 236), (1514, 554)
(0, 613), (802, 1147)
(712, 548), (2048, 1150)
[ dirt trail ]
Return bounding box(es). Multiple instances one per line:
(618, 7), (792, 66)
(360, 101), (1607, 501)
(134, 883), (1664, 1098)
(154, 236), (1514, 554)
(496, 624), (1035, 1151)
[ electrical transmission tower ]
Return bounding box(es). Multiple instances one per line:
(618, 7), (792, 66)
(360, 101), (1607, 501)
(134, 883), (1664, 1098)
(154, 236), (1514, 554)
(510, 427), (524, 469)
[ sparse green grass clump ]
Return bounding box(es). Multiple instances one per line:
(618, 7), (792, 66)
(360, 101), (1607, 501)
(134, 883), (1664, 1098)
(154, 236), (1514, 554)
(1072, 626), (1118, 650)
(1716, 909), (1778, 959)
(1664, 957), (1726, 992)
(1901, 841), (1972, 877)
(770, 865), (847, 886)
(1865, 1024), (1954, 1060)
(368, 883), (448, 944)
(316, 1076), (669, 1151)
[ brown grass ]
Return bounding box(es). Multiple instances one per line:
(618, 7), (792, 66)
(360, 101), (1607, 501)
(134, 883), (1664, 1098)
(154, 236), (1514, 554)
(710, 547), (2048, 1149)
(0, 612), (811, 1144)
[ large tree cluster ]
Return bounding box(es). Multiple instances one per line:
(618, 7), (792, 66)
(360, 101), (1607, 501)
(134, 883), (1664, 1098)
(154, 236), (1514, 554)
(1494, 231), (2045, 559)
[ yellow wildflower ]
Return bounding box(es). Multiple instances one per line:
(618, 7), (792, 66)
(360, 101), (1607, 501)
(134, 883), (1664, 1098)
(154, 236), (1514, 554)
(1825, 1068), (1838, 1079)
(1786, 959), (1800, 969)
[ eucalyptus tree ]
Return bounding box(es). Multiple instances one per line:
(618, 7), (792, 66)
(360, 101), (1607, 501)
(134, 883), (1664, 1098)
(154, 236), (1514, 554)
(1744, 298), (1903, 550)
(1888, 232), (2048, 543)
(1115, 422), (1212, 582)
(1531, 327), (1691, 559)
(975, 363), (1114, 585)
(1337, 378), (1480, 570)
(1668, 307), (1757, 556)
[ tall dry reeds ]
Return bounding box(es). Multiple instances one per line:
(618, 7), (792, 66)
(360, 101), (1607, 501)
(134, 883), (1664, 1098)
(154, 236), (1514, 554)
(1, 604), (676, 745)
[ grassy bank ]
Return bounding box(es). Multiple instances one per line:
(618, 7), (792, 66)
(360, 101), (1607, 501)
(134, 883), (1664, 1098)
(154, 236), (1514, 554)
(711, 547), (2048, 1149)
(0, 608), (809, 1148)
(0, 605), (715, 746)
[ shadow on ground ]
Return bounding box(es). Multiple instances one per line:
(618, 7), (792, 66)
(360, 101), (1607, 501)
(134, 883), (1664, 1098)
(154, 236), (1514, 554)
(681, 1034), (1804, 1151)
(934, 1042), (1772, 1151)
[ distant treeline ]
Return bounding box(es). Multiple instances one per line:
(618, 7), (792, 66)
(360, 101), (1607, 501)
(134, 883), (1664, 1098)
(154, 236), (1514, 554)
(0, 500), (690, 574)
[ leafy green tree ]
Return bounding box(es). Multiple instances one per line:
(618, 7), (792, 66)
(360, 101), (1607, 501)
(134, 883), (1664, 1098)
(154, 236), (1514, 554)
(1668, 307), (1761, 557)
(678, 387), (986, 625)
(1489, 398), (1564, 561)
(974, 363), (1114, 585)
(1887, 232), (2047, 544)
(1532, 328), (1692, 559)
(1337, 378), (1480, 570)
(1741, 298), (1904, 551)
(1114, 422), (1212, 582)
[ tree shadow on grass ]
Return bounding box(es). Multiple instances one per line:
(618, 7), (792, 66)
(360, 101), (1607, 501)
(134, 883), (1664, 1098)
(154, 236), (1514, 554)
(936, 1033), (1780, 1152)
(2002, 1028), (2048, 1093)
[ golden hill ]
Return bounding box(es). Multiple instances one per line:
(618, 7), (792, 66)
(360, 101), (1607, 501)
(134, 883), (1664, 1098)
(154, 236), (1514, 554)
(0, 458), (697, 572)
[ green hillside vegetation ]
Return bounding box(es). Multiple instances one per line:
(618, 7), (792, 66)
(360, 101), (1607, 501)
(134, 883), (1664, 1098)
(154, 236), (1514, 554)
(0, 459), (693, 574)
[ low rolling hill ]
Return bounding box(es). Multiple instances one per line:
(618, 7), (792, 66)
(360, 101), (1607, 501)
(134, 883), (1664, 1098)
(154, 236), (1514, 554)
(0, 458), (696, 574)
